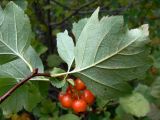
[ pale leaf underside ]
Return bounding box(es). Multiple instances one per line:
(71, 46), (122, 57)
(57, 8), (151, 99)
(0, 2), (32, 71)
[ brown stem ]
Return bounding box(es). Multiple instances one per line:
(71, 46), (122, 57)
(0, 68), (51, 104)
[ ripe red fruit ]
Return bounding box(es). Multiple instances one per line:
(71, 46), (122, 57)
(74, 78), (86, 91)
(82, 89), (95, 105)
(72, 99), (87, 113)
(58, 92), (65, 102)
(61, 94), (73, 108)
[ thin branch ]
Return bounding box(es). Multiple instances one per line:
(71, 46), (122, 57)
(78, 1), (139, 15)
(51, 0), (71, 10)
(0, 68), (51, 104)
(51, 0), (97, 26)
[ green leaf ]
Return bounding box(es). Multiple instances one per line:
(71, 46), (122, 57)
(57, 30), (75, 70)
(119, 92), (150, 117)
(47, 54), (63, 67)
(0, 78), (42, 115)
(70, 8), (151, 99)
(0, 2), (32, 71)
(67, 78), (74, 86)
(50, 78), (65, 88)
(50, 67), (65, 75)
(150, 77), (160, 99)
(72, 18), (88, 41)
(59, 114), (80, 120)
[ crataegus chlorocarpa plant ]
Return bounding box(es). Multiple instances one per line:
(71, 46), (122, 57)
(0, 1), (151, 118)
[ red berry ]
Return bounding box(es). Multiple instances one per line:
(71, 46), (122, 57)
(82, 89), (95, 105)
(58, 92), (65, 102)
(74, 78), (86, 91)
(61, 94), (73, 108)
(72, 99), (87, 113)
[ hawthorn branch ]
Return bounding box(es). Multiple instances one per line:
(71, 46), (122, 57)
(51, 0), (97, 26)
(0, 68), (51, 104)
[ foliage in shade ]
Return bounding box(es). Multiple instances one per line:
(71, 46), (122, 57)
(0, 78), (42, 115)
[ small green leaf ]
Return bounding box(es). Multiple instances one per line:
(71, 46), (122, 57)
(59, 114), (80, 120)
(57, 30), (75, 70)
(119, 92), (150, 117)
(67, 78), (74, 86)
(50, 78), (66, 88)
(50, 67), (65, 75)
(72, 18), (88, 41)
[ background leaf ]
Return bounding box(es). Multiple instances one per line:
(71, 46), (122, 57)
(57, 30), (75, 70)
(119, 92), (150, 117)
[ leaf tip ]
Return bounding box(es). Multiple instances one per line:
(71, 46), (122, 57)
(140, 24), (149, 36)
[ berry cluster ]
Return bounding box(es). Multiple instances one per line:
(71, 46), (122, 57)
(58, 78), (95, 113)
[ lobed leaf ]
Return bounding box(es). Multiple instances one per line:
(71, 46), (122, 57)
(73, 8), (151, 99)
(56, 8), (151, 99)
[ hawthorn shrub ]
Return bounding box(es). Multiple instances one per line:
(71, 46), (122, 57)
(0, 1), (159, 120)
